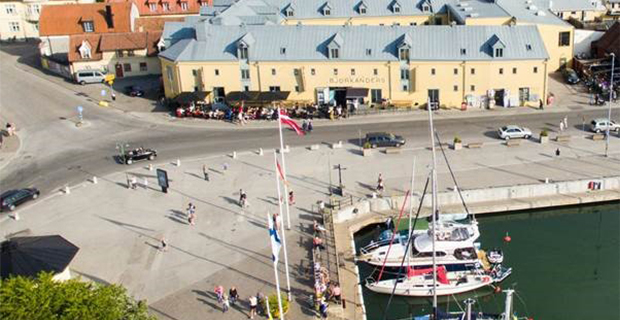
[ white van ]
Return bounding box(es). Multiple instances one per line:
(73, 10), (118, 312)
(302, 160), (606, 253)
(74, 70), (115, 85)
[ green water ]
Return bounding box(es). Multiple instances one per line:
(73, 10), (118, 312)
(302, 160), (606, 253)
(354, 202), (620, 320)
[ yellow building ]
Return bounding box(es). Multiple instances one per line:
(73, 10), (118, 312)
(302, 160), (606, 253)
(160, 24), (549, 109)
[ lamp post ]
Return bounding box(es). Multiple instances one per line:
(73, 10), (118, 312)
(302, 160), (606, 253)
(333, 164), (346, 196)
(605, 53), (615, 158)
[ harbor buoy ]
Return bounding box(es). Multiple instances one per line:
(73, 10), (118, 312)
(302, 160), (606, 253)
(494, 286), (502, 294)
(503, 232), (511, 243)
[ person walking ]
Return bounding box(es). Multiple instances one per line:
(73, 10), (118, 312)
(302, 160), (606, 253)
(376, 173), (385, 194)
(239, 189), (247, 208)
(563, 116), (568, 131)
(249, 294), (258, 319)
(229, 286), (239, 306)
(222, 294), (230, 312)
(288, 190), (295, 205)
(215, 285), (224, 304)
(160, 236), (168, 252)
(302, 120), (308, 133)
(555, 148), (561, 157)
(188, 212), (196, 226)
(203, 164), (209, 181)
(186, 203), (195, 217)
(559, 121), (565, 132)
(307, 119), (314, 133)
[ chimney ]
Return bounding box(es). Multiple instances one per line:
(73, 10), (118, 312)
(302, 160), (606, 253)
(105, 5), (114, 29)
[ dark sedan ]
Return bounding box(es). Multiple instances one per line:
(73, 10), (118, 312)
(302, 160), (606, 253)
(562, 68), (580, 85)
(125, 85), (145, 97)
(365, 132), (406, 148)
(1, 188), (40, 211)
(121, 148), (157, 165)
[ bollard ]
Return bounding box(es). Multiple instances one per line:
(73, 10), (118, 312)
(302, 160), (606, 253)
(232, 151), (237, 159)
(64, 185), (71, 194)
(143, 178), (148, 189)
(176, 159), (181, 167)
(545, 178), (549, 184)
(148, 164), (153, 171)
(92, 176), (98, 184)
(372, 192), (377, 199)
(258, 148), (264, 156)
(12, 212), (19, 221)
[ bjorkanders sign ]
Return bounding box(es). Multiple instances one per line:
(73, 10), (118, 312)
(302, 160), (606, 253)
(328, 76), (386, 85)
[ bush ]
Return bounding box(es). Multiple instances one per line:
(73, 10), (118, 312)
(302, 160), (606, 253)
(0, 272), (155, 320)
(540, 130), (549, 137)
(453, 136), (462, 144)
(363, 142), (371, 149)
(267, 292), (289, 318)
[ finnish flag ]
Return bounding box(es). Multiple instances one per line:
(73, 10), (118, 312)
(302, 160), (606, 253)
(268, 214), (282, 264)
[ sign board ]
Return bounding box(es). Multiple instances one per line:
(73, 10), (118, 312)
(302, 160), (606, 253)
(156, 169), (169, 189)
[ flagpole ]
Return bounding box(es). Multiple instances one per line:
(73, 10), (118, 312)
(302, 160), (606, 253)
(274, 151), (292, 301)
(268, 212), (285, 320)
(277, 106), (292, 230)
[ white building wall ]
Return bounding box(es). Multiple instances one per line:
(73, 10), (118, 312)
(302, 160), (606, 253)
(574, 29), (605, 58)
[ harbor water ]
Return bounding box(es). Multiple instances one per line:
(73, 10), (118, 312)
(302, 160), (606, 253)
(354, 202), (620, 320)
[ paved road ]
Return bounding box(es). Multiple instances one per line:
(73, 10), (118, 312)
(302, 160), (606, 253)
(1, 44), (617, 196)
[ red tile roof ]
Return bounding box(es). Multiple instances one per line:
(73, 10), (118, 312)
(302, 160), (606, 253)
(68, 31), (162, 62)
(39, 2), (134, 36)
(136, 16), (184, 31)
(107, 0), (201, 16)
(68, 34), (103, 62)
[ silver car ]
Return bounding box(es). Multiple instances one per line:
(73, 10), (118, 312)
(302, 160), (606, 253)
(497, 125), (532, 140)
(590, 118), (620, 133)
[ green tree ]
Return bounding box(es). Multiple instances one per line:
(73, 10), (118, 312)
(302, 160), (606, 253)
(0, 272), (155, 320)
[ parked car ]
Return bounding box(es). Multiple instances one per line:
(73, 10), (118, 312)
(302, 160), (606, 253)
(497, 125), (532, 140)
(125, 85), (145, 97)
(365, 132), (406, 148)
(74, 70), (115, 85)
(562, 68), (580, 85)
(0, 188), (40, 211)
(120, 148), (157, 165)
(590, 118), (620, 133)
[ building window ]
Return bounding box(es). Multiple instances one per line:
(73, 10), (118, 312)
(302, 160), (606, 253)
(215, 69), (219, 76)
(453, 68), (458, 75)
(127, 50), (135, 57)
(470, 85), (475, 91)
(192, 69), (198, 76)
(285, 7), (294, 17)
(512, 67), (517, 74)
(244, 86), (249, 91)
(460, 48), (466, 55)
(181, 2), (188, 11)
(410, 22), (417, 26)
(239, 46), (248, 59)
(311, 68), (316, 75)
(166, 66), (174, 82)
(82, 21), (94, 33)
(295, 85), (300, 92)
(399, 48), (409, 61)
(294, 69), (299, 76)
(149, 3), (157, 11)
(330, 48), (339, 59)
(366, 49), (372, 56)
(422, 4), (430, 12)
(194, 86), (199, 92)
(470, 68), (475, 75)
(533, 67), (538, 73)
(494, 48), (503, 58)
(526, 44), (532, 51)
(241, 69), (250, 80)
(163, 3), (170, 11)
(402, 84), (409, 91)
(323, 7), (331, 15)
(559, 32), (570, 46)
(116, 50), (124, 58)
(351, 68), (355, 76)
(5, 4), (16, 15)
(271, 68), (276, 76)
(140, 62), (147, 72)
(431, 68), (436, 75)
(280, 47), (286, 55)
(499, 68), (504, 75)
(371, 89), (382, 103)
(333, 68), (338, 75)
(373, 68), (378, 76)
(8, 21), (20, 32)
(269, 86), (281, 92)
(359, 6), (367, 14)
(400, 69), (409, 80)
(393, 4), (401, 13)
(123, 63), (132, 72)
(453, 85), (458, 92)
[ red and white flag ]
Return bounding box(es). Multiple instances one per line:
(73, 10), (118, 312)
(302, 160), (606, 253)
(279, 109), (304, 136)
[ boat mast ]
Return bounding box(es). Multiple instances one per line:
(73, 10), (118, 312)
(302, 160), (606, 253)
(503, 289), (514, 320)
(407, 157), (416, 268)
(427, 99), (438, 317)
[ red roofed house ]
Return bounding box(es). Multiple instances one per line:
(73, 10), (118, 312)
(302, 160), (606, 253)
(38, 2), (165, 78)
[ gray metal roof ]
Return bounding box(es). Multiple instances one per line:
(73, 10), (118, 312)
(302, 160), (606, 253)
(261, 0), (429, 19)
(160, 24), (549, 62)
(548, 0), (606, 11)
(443, 0), (511, 24)
(495, 0), (571, 26)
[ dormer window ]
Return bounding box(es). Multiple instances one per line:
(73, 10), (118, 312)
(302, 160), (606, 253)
(358, 1), (367, 14)
(525, 44), (532, 51)
(78, 40), (92, 59)
(422, 4), (430, 12)
(239, 44), (248, 59)
(181, 2), (188, 11)
(280, 47), (286, 55)
(322, 2), (332, 16)
(149, 3), (157, 11)
(494, 48), (503, 57)
(162, 3), (170, 11)
(237, 33), (254, 60)
(392, 1), (401, 13)
(330, 48), (339, 58)
(399, 47), (409, 61)
(366, 48), (372, 56)
(82, 21), (94, 33)
(157, 37), (166, 52)
(461, 48), (466, 55)
(398, 34), (412, 61)
(284, 5), (294, 17)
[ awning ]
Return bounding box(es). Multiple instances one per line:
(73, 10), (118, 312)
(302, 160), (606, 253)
(1, 235), (79, 280)
(226, 91), (291, 104)
(346, 88), (369, 98)
(174, 91), (210, 104)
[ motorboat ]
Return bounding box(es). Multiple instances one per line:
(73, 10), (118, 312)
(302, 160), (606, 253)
(413, 290), (526, 320)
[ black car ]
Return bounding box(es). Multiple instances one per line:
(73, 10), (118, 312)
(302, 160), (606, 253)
(562, 68), (580, 85)
(365, 132), (406, 148)
(1, 188), (40, 211)
(125, 85), (145, 97)
(121, 148), (157, 165)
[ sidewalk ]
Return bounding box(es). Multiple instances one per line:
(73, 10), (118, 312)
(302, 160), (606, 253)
(0, 132), (21, 172)
(0, 127), (618, 319)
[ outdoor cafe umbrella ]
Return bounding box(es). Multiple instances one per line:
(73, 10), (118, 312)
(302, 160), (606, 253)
(0, 235), (79, 280)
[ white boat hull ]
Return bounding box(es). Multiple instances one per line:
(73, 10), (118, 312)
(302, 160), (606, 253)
(365, 274), (493, 297)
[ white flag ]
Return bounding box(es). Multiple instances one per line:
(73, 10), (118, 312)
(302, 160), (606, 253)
(268, 214), (282, 264)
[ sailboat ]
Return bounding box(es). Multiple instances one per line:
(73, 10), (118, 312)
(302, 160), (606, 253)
(364, 100), (511, 298)
(413, 290), (527, 320)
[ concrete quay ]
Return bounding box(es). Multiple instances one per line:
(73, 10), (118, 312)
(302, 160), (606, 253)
(0, 130), (618, 320)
